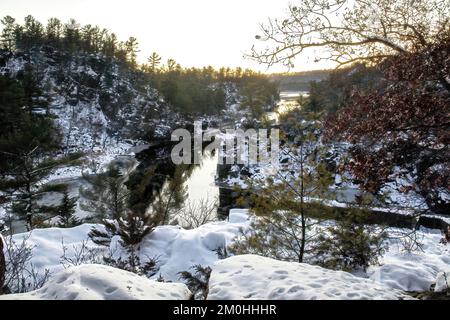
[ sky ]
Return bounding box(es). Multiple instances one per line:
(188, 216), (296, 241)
(0, 0), (334, 73)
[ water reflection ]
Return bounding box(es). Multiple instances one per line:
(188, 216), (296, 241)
(130, 144), (220, 227)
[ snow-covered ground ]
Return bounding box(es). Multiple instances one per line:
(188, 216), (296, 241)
(6, 210), (250, 283)
(208, 255), (411, 300)
(368, 227), (450, 291)
(0, 264), (191, 300)
(2, 208), (448, 300)
(138, 210), (249, 281)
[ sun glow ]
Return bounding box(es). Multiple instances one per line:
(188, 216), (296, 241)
(0, 0), (335, 72)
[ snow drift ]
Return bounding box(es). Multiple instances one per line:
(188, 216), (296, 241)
(207, 255), (412, 300)
(0, 264), (191, 300)
(4, 209), (449, 297)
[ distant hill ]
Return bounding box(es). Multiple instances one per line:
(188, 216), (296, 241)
(269, 70), (331, 92)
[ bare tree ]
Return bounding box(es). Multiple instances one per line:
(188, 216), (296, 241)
(60, 238), (103, 268)
(2, 235), (50, 294)
(178, 197), (218, 229)
(250, 0), (449, 80)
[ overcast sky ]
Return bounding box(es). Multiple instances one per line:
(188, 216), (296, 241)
(0, 0), (334, 72)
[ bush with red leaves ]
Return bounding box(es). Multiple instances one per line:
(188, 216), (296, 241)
(325, 32), (450, 214)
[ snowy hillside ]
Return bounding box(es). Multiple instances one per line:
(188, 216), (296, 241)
(0, 49), (178, 152)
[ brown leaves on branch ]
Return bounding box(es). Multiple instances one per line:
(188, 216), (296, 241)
(325, 31), (450, 213)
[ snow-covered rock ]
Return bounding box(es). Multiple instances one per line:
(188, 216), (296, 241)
(0, 264), (191, 300)
(207, 255), (412, 300)
(434, 271), (450, 293)
(138, 209), (250, 281)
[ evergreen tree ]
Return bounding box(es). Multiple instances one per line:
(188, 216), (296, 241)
(0, 76), (62, 230)
(115, 41), (128, 64)
(56, 190), (80, 228)
(313, 204), (388, 272)
(0, 76), (25, 137)
(88, 208), (162, 275)
(125, 37), (139, 67)
(63, 19), (81, 55)
(147, 52), (161, 73)
(230, 108), (334, 263)
(102, 32), (117, 57)
(80, 164), (130, 221)
(22, 15), (44, 50)
(1, 16), (17, 52)
(21, 63), (49, 115)
(178, 265), (211, 300)
(166, 58), (178, 72)
(45, 18), (63, 48)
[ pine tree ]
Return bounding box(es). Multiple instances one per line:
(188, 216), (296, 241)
(230, 108), (334, 263)
(89, 210), (160, 263)
(45, 18), (63, 47)
(102, 32), (117, 57)
(178, 265), (211, 300)
(115, 41), (128, 64)
(22, 15), (44, 50)
(0, 75), (62, 230)
(166, 58), (178, 72)
(0, 76), (25, 137)
(313, 205), (388, 272)
(147, 52), (161, 73)
(80, 164), (130, 221)
(1, 16), (17, 52)
(125, 37), (139, 67)
(56, 190), (80, 228)
(21, 63), (49, 115)
(63, 19), (81, 55)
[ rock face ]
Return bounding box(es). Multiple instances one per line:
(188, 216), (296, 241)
(0, 264), (191, 300)
(207, 255), (412, 300)
(0, 50), (176, 151)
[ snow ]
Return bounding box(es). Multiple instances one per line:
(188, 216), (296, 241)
(228, 209), (249, 223)
(9, 224), (104, 276)
(0, 264), (191, 300)
(6, 210), (250, 283)
(3, 208), (448, 297)
(434, 270), (450, 292)
(207, 255), (411, 300)
(368, 227), (450, 292)
(138, 209), (250, 281)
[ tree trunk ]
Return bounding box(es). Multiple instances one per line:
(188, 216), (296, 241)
(0, 235), (5, 294)
(25, 178), (33, 231)
(298, 145), (306, 263)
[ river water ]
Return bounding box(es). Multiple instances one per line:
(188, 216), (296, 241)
(174, 91), (303, 218)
